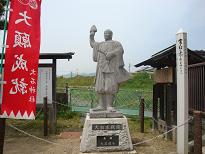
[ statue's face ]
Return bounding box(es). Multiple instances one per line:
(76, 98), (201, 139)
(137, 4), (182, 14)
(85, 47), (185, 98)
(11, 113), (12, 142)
(104, 30), (113, 41)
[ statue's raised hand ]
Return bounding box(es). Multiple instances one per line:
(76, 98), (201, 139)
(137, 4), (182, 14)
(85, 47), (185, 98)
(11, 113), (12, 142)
(90, 25), (97, 36)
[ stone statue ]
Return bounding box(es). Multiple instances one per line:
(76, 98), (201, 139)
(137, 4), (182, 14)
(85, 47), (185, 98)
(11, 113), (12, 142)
(90, 25), (130, 112)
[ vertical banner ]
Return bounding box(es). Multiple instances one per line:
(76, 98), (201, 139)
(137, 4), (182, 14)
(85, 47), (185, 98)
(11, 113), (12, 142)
(176, 29), (188, 154)
(1, 0), (42, 119)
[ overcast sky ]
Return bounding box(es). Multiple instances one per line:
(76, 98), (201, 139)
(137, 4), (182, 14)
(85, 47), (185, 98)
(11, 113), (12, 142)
(3, 0), (205, 75)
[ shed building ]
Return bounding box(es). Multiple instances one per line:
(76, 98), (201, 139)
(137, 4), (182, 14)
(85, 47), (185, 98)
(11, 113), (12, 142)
(135, 45), (205, 140)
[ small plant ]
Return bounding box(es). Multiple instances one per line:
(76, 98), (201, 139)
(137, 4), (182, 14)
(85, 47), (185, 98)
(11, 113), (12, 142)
(57, 104), (80, 119)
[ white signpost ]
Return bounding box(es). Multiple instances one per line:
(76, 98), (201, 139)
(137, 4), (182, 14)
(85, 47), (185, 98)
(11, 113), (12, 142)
(0, 67), (52, 105)
(176, 29), (188, 154)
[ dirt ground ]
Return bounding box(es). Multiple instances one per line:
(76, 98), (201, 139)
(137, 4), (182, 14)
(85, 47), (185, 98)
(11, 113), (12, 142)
(4, 125), (176, 154)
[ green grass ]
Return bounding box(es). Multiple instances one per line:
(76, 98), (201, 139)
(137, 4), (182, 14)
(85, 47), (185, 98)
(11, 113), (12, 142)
(57, 105), (81, 119)
(6, 114), (152, 137)
(57, 72), (154, 91)
(128, 116), (152, 133)
(57, 75), (94, 87)
(120, 72), (154, 90)
(6, 108), (82, 137)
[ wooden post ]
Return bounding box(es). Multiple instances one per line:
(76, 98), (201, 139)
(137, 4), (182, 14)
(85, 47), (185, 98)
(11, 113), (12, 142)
(65, 83), (68, 105)
(159, 85), (165, 120)
(43, 97), (48, 137)
(194, 111), (202, 154)
(140, 98), (145, 133)
(166, 85), (172, 139)
(0, 118), (6, 154)
(173, 84), (177, 125)
(53, 59), (56, 133)
(176, 29), (188, 154)
(153, 84), (158, 129)
(49, 59), (57, 134)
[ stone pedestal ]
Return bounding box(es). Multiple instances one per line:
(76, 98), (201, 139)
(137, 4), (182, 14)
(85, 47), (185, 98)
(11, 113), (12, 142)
(80, 113), (133, 152)
(90, 109), (123, 118)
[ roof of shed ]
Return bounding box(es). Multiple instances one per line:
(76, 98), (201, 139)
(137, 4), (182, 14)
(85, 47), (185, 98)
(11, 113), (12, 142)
(135, 45), (205, 68)
(0, 52), (74, 60)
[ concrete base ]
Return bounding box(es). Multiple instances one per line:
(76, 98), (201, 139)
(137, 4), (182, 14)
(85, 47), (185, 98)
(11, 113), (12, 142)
(80, 113), (133, 153)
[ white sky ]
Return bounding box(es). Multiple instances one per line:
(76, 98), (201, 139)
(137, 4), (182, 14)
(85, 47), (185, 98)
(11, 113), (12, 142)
(2, 0), (205, 75)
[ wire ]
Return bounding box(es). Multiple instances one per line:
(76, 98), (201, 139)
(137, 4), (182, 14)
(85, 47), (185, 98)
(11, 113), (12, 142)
(8, 124), (68, 148)
(133, 117), (193, 146)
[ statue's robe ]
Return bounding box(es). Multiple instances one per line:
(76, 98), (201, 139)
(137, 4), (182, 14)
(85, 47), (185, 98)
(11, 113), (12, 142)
(92, 40), (130, 94)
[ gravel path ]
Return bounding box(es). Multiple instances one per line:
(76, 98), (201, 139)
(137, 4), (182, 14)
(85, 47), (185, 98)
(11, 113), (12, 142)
(3, 130), (177, 154)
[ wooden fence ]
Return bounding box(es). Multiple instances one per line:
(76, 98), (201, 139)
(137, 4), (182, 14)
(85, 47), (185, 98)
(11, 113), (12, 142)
(189, 62), (205, 112)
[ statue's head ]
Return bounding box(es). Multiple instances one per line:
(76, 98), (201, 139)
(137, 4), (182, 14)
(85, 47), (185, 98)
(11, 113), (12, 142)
(104, 29), (113, 41)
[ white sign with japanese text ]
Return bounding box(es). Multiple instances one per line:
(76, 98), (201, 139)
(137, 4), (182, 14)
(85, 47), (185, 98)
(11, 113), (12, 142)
(36, 67), (52, 104)
(176, 29), (188, 154)
(0, 67), (52, 105)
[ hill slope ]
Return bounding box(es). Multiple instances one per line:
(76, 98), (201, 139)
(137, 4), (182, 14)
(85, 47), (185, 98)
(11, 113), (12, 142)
(57, 72), (153, 90)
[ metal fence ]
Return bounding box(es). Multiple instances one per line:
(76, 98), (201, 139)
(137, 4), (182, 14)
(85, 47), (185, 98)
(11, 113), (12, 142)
(57, 86), (153, 117)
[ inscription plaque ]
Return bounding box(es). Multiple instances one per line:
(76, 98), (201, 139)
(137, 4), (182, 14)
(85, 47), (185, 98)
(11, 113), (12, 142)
(97, 136), (119, 147)
(92, 124), (122, 130)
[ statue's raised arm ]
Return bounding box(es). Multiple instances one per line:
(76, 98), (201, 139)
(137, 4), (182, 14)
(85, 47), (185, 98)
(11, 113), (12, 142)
(90, 25), (97, 48)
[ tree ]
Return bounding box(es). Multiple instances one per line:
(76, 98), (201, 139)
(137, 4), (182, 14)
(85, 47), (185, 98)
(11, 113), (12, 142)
(0, 0), (8, 30)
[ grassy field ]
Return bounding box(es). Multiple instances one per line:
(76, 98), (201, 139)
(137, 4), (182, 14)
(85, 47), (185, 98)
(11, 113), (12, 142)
(57, 72), (154, 91)
(57, 75), (94, 87)
(6, 109), (152, 136)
